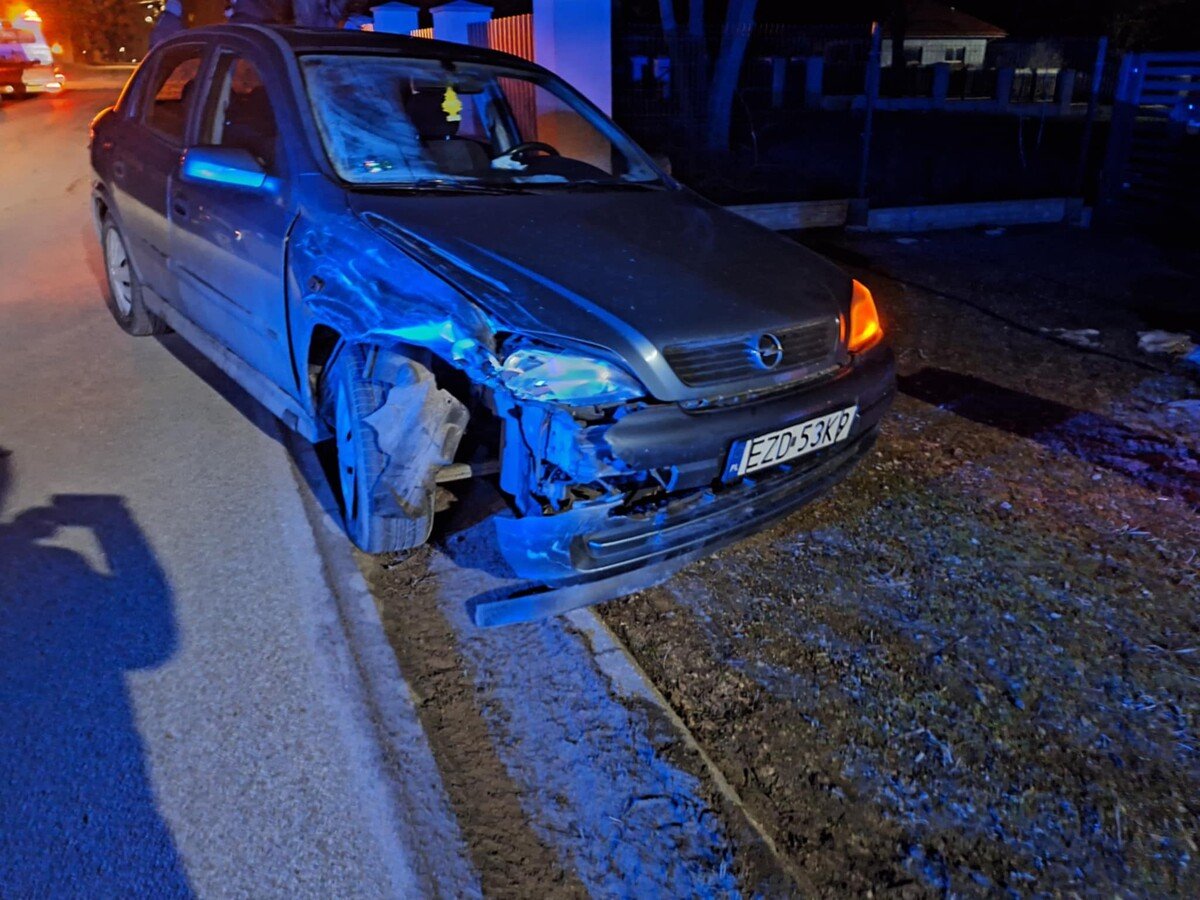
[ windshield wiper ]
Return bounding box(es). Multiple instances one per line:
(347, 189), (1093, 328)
(553, 180), (667, 192)
(350, 179), (532, 196)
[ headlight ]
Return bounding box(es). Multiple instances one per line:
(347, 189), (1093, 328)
(847, 279), (883, 353)
(500, 345), (645, 405)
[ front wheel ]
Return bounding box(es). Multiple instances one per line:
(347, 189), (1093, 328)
(100, 220), (167, 336)
(323, 344), (467, 554)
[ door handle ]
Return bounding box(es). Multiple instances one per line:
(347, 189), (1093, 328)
(112, 160), (126, 179)
(172, 197), (190, 219)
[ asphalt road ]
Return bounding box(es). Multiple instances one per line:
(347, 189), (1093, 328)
(0, 90), (470, 897)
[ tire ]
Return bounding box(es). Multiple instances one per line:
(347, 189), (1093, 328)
(101, 219), (167, 336)
(324, 344), (446, 554)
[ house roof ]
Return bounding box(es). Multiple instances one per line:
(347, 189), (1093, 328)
(883, 1), (1007, 40)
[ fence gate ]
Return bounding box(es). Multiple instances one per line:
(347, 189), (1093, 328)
(1098, 52), (1200, 228)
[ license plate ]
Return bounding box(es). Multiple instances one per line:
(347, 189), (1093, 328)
(724, 406), (858, 479)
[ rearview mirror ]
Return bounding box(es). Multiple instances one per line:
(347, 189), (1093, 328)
(180, 146), (270, 190)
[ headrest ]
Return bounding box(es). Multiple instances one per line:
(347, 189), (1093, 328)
(230, 85), (272, 124)
(406, 88), (460, 140)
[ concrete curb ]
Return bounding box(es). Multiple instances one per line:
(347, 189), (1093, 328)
(286, 434), (482, 898)
(567, 607), (810, 891)
(725, 198), (849, 230)
(860, 197), (1083, 232)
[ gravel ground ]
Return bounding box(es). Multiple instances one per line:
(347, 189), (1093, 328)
(597, 226), (1200, 895)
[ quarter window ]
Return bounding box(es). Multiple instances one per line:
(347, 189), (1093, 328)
(144, 48), (203, 143)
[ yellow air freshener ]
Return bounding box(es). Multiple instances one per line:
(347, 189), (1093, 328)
(442, 86), (463, 123)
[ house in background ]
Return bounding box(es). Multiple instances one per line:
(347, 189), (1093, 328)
(881, 0), (1006, 68)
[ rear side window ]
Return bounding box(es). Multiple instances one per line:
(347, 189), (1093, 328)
(143, 47), (204, 143)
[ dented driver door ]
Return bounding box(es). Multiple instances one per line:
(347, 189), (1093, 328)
(168, 47), (298, 395)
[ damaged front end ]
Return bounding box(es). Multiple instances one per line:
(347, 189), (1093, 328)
(494, 392), (687, 582)
(493, 339), (652, 513)
(487, 337), (893, 585)
(289, 211), (893, 592)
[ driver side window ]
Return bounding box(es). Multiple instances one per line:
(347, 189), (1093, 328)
(201, 54), (280, 172)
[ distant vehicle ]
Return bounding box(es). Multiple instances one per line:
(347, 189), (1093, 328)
(0, 56), (21, 98)
(0, 17), (63, 98)
(89, 25), (894, 597)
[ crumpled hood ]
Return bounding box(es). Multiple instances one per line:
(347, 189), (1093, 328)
(350, 188), (851, 398)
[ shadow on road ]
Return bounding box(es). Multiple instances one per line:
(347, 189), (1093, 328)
(0, 448), (192, 897)
(899, 367), (1200, 507)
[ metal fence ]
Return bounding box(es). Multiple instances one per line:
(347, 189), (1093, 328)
(466, 16), (537, 139)
(615, 27), (1113, 112)
(947, 66), (998, 100)
(1099, 51), (1200, 228)
(467, 14), (534, 62)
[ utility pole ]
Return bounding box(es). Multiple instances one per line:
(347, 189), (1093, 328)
(1074, 35), (1108, 197)
(857, 20), (881, 202)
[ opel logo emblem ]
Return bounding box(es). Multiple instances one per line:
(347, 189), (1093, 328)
(752, 333), (785, 369)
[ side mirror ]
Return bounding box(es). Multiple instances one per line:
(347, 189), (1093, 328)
(651, 152), (673, 177)
(180, 146), (270, 190)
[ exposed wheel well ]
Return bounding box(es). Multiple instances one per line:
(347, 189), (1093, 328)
(307, 324), (342, 401)
(307, 331), (491, 456)
(309, 329), (462, 405)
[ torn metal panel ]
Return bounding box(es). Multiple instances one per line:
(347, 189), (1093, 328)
(359, 354), (469, 519)
(497, 397), (641, 515)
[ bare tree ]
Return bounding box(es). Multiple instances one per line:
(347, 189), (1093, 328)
(657, 0), (760, 155)
(887, 0), (909, 71)
(1107, 0), (1200, 50)
(228, 0), (368, 26)
(38, 0), (143, 62)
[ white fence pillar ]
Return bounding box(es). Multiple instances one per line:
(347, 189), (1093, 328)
(804, 56), (824, 110)
(371, 1), (419, 34)
(995, 67), (1015, 110)
(430, 0), (492, 45)
(931, 62), (951, 105)
(532, 0), (613, 114)
(770, 57), (788, 108)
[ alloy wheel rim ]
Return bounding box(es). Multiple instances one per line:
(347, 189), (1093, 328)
(104, 229), (133, 317)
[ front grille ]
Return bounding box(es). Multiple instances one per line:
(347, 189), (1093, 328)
(664, 319), (840, 387)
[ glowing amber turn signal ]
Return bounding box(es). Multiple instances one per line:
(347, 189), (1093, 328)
(847, 279), (883, 353)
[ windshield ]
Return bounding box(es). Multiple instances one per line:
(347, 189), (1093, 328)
(299, 54), (662, 189)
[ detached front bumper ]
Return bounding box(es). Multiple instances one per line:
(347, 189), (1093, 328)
(496, 346), (895, 583)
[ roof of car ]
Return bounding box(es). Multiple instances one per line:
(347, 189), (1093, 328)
(182, 23), (544, 73)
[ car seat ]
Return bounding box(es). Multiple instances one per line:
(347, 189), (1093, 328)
(405, 88), (489, 176)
